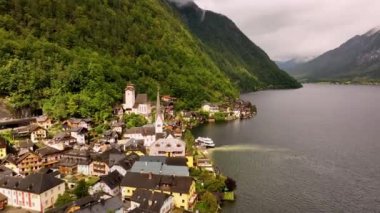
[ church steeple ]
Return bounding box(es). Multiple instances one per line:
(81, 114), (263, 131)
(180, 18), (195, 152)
(155, 88), (163, 133)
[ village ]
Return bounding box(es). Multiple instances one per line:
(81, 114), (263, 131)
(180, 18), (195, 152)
(0, 83), (256, 213)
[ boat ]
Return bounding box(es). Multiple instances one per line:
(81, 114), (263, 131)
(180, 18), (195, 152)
(195, 137), (216, 148)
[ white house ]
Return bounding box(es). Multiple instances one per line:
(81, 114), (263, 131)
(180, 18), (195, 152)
(30, 125), (48, 143)
(89, 171), (122, 196)
(70, 127), (88, 145)
(201, 103), (220, 113)
(123, 125), (157, 147)
(149, 138), (186, 157)
(129, 189), (174, 213)
(0, 173), (65, 212)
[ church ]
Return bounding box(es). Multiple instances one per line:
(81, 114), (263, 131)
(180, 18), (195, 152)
(123, 84), (152, 116)
(123, 85), (165, 147)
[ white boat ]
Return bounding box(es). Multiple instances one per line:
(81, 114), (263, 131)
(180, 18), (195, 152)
(195, 137), (216, 148)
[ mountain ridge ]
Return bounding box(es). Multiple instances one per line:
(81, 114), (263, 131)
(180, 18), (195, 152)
(169, 1), (302, 91)
(285, 27), (380, 82)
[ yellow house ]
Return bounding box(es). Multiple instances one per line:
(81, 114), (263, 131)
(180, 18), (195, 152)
(120, 172), (197, 211)
(0, 137), (7, 159)
(186, 155), (194, 168)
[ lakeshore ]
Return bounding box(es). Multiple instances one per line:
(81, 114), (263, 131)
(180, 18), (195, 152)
(193, 84), (380, 212)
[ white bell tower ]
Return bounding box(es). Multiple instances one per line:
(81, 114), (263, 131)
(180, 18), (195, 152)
(155, 89), (164, 134)
(123, 83), (135, 110)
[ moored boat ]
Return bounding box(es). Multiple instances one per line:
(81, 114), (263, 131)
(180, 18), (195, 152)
(195, 137), (216, 148)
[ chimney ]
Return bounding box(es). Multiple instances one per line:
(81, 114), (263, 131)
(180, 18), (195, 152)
(148, 172), (152, 180)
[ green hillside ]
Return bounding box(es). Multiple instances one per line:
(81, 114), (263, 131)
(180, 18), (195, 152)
(0, 0), (238, 120)
(172, 2), (301, 91)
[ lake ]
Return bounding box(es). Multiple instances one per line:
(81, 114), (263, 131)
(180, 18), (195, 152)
(193, 84), (380, 212)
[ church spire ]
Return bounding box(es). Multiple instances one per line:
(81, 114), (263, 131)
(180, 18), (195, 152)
(155, 87), (163, 133)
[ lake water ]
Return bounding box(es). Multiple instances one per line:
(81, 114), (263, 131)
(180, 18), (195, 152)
(193, 84), (380, 213)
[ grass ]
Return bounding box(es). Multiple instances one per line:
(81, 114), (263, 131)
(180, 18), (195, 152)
(223, 192), (235, 201)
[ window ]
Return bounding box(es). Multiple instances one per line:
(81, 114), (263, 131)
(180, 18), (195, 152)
(182, 199), (185, 203)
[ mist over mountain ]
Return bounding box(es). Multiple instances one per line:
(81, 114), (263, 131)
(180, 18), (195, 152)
(285, 27), (380, 83)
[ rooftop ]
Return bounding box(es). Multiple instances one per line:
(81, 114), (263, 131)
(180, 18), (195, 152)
(0, 173), (64, 194)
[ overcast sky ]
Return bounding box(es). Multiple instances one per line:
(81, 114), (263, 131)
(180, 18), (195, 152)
(193, 0), (380, 61)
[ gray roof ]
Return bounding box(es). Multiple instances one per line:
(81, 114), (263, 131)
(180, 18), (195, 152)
(36, 146), (62, 157)
(130, 162), (189, 177)
(0, 173), (64, 194)
(161, 165), (189, 176)
(131, 189), (171, 213)
(125, 126), (155, 136)
(139, 156), (166, 164)
(76, 197), (123, 213)
(130, 162), (162, 174)
(98, 171), (122, 189)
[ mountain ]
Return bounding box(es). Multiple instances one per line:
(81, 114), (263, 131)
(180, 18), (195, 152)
(169, 1), (301, 91)
(0, 0), (239, 119)
(276, 59), (305, 72)
(287, 27), (380, 83)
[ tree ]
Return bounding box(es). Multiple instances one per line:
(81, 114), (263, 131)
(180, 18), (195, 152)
(123, 113), (148, 128)
(73, 180), (89, 198)
(54, 192), (75, 207)
(225, 176), (237, 191)
(196, 191), (219, 213)
(183, 130), (195, 154)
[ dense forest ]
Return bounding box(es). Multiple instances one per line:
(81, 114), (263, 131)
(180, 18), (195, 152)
(172, 1), (301, 91)
(0, 0), (239, 121)
(0, 0), (300, 121)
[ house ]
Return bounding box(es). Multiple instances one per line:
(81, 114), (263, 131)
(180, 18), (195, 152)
(111, 121), (124, 134)
(123, 84), (152, 116)
(196, 158), (215, 173)
(18, 139), (36, 153)
(36, 115), (53, 129)
(121, 139), (146, 156)
(165, 157), (188, 167)
(0, 192), (7, 210)
(130, 161), (189, 177)
(30, 125), (48, 143)
(16, 151), (43, 176)
(89, 171), (122, 196)
(0, 166), (14, 180)
(201, 103), (219, 113)
(36, 146), (64, 169)
(129, 189), (174, 213)
(0, 173), (65, 212)
(149, 138), (186, 157)
(139, 156), (167, 164)
(58, 160), (77, 175)
(0, 136), (7, 159)
(52, 132), (77, 147)
(63, 118), (92, 130)
(49, 194), (123, 213)
(110, 153), (140, 176)
(12, 125), (47, 143)
(100, 130), (119, 144)
(121, 172), (197, 211)
(59, 150), (91, 175)
(123, 125), (157, 147)
(2, 155), (19, 174)
(90, 148), (125, 176)
(70, 127), (88, 145)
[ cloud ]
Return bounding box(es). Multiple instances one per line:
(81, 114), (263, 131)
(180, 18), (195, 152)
(194, 0), (380, 60)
